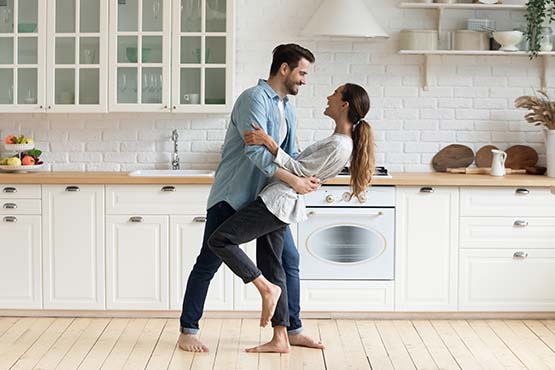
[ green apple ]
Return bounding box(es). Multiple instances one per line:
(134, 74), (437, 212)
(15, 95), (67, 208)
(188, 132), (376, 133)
(6, 157), (21, 166)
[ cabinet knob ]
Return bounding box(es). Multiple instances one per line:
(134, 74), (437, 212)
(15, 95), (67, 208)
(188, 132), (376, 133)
(164, 105), (168, 109)
(2, 187), (17, 193)
(48, 105), (52, 109)
(3, 203), (17, 209)
(65, 186), (80, 192)
(193, 216), (207, 223)
(173, 105), (177, 110)
(515, 188), (530, 195)
(420, 187), (434, 193)
(3, 216), (17, 223)
(513, 220), (528, 227)
(513, 251), (528, 259)
(161, 186), (176, 192)
(129, 216), (144, 223)
(325, 194), (335, 203)
(39, 105), (43, 109)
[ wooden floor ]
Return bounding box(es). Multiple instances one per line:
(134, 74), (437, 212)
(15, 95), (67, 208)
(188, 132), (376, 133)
(2, 318), (555, 370)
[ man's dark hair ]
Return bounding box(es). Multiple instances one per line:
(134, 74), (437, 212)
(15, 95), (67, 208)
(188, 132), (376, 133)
(269, 44), (315, 76)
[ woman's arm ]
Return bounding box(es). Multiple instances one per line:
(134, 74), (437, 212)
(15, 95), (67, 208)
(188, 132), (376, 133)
(243, 124), (279, 157)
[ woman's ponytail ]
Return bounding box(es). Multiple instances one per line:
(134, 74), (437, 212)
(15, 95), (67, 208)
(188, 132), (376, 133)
(350, 119), (375, 202)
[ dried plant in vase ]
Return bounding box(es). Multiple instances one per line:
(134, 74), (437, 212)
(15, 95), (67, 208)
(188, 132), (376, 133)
(514, 90), (555, 129)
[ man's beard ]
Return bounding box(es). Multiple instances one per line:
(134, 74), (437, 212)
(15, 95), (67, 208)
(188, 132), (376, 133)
(284, 78), (299, 95)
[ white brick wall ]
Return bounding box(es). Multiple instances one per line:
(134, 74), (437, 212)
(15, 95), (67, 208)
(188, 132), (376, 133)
(0, 0), (553, 172)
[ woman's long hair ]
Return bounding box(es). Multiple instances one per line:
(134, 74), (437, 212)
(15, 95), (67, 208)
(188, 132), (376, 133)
(341, 83), (375, 202)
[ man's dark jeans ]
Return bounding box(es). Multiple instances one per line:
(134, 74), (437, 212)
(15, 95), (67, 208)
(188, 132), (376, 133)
(179, 201), (302, 334)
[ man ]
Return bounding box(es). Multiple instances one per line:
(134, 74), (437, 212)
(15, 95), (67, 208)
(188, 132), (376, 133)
(178, 44), (324, 352)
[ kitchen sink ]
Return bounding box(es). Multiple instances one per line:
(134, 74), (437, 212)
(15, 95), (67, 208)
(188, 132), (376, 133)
(128, 169), (215, 177)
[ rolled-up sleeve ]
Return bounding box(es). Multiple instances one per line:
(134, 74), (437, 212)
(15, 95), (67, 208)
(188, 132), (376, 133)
(234, 94), (278, 177)
(274, 145), (338, 178)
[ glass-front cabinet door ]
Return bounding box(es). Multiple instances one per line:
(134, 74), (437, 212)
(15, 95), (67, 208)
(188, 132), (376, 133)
(171, 0), (233, 113)
(0, 0), (45, 112)
(110, 0), (171, 112)
(47, 0), (108, 112)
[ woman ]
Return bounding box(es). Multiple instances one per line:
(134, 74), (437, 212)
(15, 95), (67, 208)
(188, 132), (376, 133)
(207, 83), (375, 353)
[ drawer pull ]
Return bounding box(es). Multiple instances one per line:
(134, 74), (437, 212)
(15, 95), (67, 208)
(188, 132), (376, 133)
(513, 220), (528, 227)
(129, 216), (144, 223)
(3, 203), (17, 209)
(3, 216), (17, 223)
(515, 188), (530, 195)
(420, 187), (434, 193)
(513, 251), (528, 259)
(193, 216), (207, 223)
(65, 186), (80, 192)
(2, 187), (17, 193)
(161, 186), (176, 192)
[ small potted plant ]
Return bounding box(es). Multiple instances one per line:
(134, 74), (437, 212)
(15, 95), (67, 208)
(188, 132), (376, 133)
(524, 0), (555, 57)
(515, 91), (555, 176)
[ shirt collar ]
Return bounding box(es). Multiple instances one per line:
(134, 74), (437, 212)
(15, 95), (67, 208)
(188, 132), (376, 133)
(258, 79), (289, 104)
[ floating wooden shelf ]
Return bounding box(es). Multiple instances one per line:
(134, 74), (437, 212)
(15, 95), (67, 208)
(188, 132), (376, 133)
(400, 3), (526, 10)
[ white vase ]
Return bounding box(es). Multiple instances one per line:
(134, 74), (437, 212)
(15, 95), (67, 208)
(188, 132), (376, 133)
(546, 129), (555, 177)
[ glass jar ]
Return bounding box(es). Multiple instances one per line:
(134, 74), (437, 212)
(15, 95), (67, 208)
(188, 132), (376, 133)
(540, 27), (553, 52)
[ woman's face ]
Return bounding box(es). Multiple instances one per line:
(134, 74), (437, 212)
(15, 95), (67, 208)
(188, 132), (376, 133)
(324, 85), (347, 119)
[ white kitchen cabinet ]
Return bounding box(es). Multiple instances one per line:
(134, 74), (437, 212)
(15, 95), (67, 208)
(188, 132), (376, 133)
(395, 186), (459, 311)
(0, 215), (42, 308)
(0, 0), (46, 112)
(42, 185), (105, 309)
(301, 281), (394, 311)
(106, 215), (169, 310)
(459, 249), (555, 311)
(170, 215), (233, 311)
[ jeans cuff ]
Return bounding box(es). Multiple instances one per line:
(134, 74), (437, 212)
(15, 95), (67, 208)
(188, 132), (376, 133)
(287, 327), (303, 335)
(244, 271), (262, 284)
(180, 327), (199, 335)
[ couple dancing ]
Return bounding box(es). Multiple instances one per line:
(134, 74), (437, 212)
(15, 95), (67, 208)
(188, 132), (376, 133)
(178, 44), (375, 353)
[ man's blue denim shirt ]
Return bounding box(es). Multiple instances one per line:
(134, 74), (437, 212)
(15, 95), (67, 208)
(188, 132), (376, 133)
(207, 79), (299, 211)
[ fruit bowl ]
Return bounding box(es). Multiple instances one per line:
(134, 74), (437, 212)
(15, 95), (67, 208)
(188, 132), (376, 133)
(0, 164), (44, 173)
(3, 143), (35, 151)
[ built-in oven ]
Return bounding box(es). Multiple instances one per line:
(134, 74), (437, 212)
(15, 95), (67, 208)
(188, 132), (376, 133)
(298, 184), (395, 280)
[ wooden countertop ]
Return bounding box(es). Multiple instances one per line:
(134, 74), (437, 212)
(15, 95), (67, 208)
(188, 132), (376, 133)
(1, 171), (555, 187)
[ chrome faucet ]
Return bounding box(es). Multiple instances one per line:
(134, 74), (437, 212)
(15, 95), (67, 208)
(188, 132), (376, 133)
(171, 129), (180, 170)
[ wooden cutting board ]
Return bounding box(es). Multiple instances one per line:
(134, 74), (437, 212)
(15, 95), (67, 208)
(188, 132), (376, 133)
(505, 145), (539, 169)
(475, 145), (498, 168)
(432, 144), (474, 172)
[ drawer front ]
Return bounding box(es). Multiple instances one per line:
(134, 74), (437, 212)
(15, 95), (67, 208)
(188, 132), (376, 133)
(459, 249), (555, 311)
(0, 199), (41, 215)
(460, 217), (555, 249)
(106, 185), (210, 215)
(300, 280), (394, 311)
(0, 185), (41, 199)
(461, 187), (555, 217)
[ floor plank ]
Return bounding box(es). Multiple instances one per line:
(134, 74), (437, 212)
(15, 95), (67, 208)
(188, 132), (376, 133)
(99, 318), (148, 370)
(449, 320), (505, 370)
(258, 325), (281, 370)
(0, 317), (19, 338)
(336, 319), (372, 370)
(9, 318), (73, 370)
(319, 319), (348, 370)
(187, 318), (222, 370)
(376, 320), (417, 370)
(431, 320), (483, 370)
(235, 319), (260, 370)
(394, 320), (438, 370)
(144, 319), (179, 370)
(412, 320), (461, 370)
(121, 318), (166, 370)
(357, 320), (394, 370)
(505, 320), (555, 368)
(0, 318), (54, 369)
(0, 318), (37, 351)
(287, 319), (326, 370)
(78, 319), (130, 370)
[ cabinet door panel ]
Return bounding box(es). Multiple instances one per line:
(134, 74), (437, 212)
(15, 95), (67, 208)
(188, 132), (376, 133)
(395, 186), (459, 311)
(42, 185), (105, 309)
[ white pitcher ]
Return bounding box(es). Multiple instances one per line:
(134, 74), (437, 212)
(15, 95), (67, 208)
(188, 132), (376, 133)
(545, 129), (555, 177)
(491, 149), (507, 176)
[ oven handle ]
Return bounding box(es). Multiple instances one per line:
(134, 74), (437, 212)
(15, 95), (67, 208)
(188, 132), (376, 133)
(307, 211), (383, 217)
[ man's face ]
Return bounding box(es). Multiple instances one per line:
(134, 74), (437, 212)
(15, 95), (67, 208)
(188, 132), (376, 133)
(283, 58), (311, 96)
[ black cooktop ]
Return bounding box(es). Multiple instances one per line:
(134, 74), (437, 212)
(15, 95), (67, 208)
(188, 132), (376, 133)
(339, 166), (389, 176)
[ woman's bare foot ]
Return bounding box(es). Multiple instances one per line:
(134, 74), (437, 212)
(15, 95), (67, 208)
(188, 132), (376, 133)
(288, 333), (325, 349)
(259, 283), (281, 327)
(246, 338), (290, 353)
(178, 333), (209, 352)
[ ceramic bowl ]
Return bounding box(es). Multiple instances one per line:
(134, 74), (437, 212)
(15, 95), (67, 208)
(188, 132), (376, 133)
(493, 31), (524, 51)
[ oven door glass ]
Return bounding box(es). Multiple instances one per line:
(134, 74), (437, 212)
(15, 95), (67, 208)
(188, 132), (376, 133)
(306, 225), (386, 264)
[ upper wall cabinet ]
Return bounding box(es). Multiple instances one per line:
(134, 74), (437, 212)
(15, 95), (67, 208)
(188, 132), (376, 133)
(171, 0), (233, 113)
(0, 0), (46, 112)
(47, 0), (109, 112)
(109, 0), (172, 112)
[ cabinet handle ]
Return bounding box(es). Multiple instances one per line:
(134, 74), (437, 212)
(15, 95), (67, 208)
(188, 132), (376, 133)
(3, 216), (17, 223)
(515, 188), (530, 195)
(2, 187), (17, 193)
(65, 186), (80, 192)
(513, 220), (528, 227)
(420, 187), (434, 193)
(3, 203), (17, 209)
(161, 186), (176, 192)
(193, 216), (207, 223)
(513, 251), (528, 259)
(129, 216), (144, 223)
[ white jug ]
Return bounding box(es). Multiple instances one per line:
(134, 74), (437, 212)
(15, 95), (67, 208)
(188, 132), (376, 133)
(491, 149), (507, 176)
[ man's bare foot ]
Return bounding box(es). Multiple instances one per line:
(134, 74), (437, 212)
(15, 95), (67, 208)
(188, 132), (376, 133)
(260, 283), (281, 327)
(178, 333), (209, 352)
(288, 333), (325, 349)
(246, 339), (290, 353)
